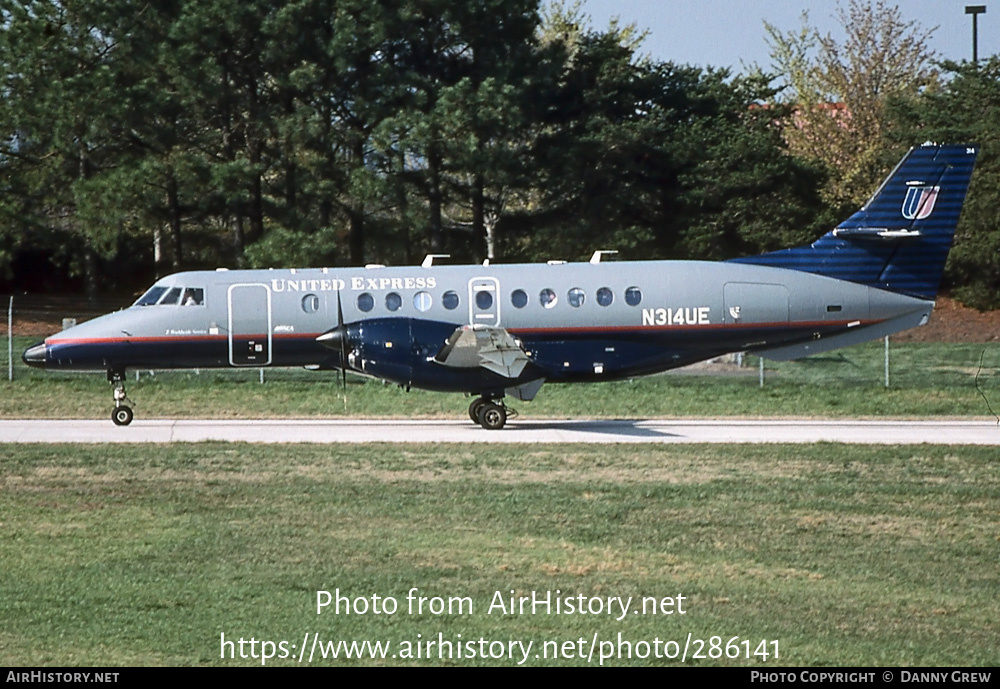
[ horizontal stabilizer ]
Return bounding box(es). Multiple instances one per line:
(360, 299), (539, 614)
(831, 228), (923, 241)
(755, 307), (932, 361)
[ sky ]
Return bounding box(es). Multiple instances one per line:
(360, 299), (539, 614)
(572, 0), (997, 72)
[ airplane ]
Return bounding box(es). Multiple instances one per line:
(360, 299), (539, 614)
(23, 142), (978, 429)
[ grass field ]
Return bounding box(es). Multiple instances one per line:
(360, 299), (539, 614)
(1, 443), (997, 666)
(3, 337), (998, 666)
(2, 338), (1000, 420)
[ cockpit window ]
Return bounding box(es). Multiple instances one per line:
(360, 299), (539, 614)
(135, 286), (168, 306)
(135, 285), (205, 306)
(159, 287), (183, 305)
(182, 288), (204, 306)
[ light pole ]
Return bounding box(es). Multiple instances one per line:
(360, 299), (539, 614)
(965, 5), (987, 62)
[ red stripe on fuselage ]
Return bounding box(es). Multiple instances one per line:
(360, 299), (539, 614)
(46, 332), (323, 345)
(45, 319), (878, 346)
(509, 319), (878, 336)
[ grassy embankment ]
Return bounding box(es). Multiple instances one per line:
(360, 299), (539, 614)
(2, 337), (999, 418)
(1, 442), (997, 666)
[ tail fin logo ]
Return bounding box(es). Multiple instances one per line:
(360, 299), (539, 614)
(902, 186), (940, 220)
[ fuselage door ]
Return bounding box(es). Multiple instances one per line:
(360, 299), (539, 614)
(228, 283), (273, 366)
(468, 277), (501, 327)
(723, 282), (790, 325)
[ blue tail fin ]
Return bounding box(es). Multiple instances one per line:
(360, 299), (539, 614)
(732, 143), (978, 299)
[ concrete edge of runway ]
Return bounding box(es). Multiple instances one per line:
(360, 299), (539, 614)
(1, 418), (999, 444)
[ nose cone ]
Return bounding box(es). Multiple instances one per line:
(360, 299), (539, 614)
(22, 342), (47, 368)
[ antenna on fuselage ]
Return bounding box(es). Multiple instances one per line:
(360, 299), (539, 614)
(421, 254), (451, 268)
(589, 250), (619, 264)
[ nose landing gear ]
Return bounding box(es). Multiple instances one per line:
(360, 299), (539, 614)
(108, 370), (134, 426)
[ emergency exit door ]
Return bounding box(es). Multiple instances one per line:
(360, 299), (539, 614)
(228, 284), (273, 366)
(469, 277), (501, 327)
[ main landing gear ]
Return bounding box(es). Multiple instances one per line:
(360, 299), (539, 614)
(468, 397), (510, 430)
(108, 370), (134, 426)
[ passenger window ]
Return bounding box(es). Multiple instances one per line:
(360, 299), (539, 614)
(568, 287), (585, 308)
(625, 286), (642, 306)
(442, 291), (460, 310)
(302, 294), (319, 313)
(596, 287), (613, 306)
(386, 292), (402, 311)
(476, 290), (493, 310)
(540, 289), (557, 308)
(414, 291), (433, 312)
(358, 293), (375, 312)
(511, 289), (528, 308)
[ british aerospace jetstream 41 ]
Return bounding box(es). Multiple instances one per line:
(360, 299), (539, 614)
(23, 143), (978, 429)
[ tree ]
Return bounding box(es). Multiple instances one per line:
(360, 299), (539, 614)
(0, 0), (150, 298)
(520, 12), (828, 263)
(0, 0), (833, 294)
(670, 73), (831, 260)
(765, 0), (938, 208)
(411, 0), (540, 262)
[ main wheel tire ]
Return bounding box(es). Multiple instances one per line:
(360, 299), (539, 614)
(468, 398), (487, 423)
(477, 402), (506, 430)
(112, 406), (134, 426)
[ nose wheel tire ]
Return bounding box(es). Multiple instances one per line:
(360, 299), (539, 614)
(477, 402), (507, 430)
(112, 405), (134, 426)
(108, 370), (135, 426)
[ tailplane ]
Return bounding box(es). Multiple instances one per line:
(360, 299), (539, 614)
(732, 143), (978, 299)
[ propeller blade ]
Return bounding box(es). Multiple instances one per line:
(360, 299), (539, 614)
(315, 291), (351, 401)
(337, 286), (344, 327)
(337, 289), (348, 392)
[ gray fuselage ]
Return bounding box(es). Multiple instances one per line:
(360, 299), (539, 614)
(29, 259), (933, 397)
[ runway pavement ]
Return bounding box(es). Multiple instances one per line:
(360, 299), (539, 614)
(1, 418), (998, 444)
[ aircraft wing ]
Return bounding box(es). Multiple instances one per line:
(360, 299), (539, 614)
(433, 324), (531, 379)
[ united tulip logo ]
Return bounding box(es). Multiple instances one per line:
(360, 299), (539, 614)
(902, 185), (939, 220)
